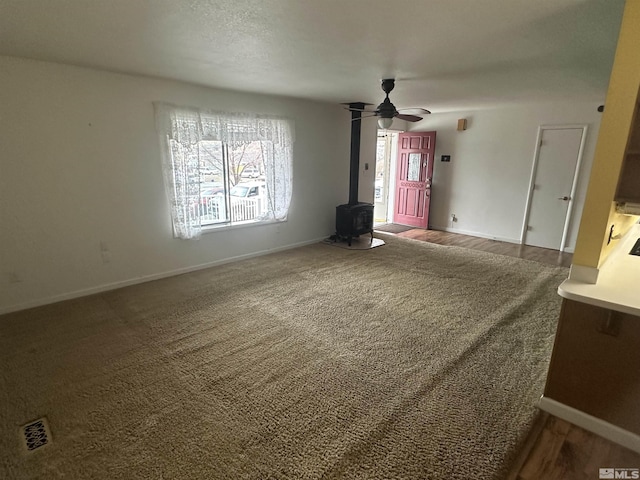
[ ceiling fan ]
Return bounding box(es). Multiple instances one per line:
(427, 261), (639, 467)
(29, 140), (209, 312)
(348, 79), (431, 129)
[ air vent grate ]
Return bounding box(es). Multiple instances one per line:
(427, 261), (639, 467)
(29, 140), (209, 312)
(21, 417), (51, 452)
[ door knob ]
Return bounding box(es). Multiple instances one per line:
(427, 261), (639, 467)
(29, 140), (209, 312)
(558, 196), (571, 201)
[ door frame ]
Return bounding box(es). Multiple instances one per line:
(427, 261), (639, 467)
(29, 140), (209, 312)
(393, 131), (436, 228)
(374, 131), (393, 225)
(385, 132), (400, 222)
(520, 124), (588, 252)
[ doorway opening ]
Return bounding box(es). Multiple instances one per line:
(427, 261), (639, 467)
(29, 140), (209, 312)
(522, 125), (588, 252)
(375, 130), (436, 231)
(392, 131), (436, 229)
(374, 130), (399, 226)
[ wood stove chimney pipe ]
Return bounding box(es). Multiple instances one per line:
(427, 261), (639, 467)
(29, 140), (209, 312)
(348, 102), (365, 205)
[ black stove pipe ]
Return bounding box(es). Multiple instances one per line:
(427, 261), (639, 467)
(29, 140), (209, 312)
(348, 102), (365, 205)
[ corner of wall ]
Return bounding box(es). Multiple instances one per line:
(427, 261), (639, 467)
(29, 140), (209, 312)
(571, 0), (640, 269)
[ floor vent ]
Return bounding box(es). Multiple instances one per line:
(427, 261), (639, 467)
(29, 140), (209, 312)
(21, 417), (51, 452)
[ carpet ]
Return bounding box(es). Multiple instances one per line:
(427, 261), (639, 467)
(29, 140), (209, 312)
(0, 235), (567, 479)
(323, 236), (386, 250)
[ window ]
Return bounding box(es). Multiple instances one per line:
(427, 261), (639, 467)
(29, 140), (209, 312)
(155, 103), (294, 239)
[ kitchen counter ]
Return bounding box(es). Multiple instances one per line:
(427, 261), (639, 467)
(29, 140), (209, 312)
(558, 223), (640, 316)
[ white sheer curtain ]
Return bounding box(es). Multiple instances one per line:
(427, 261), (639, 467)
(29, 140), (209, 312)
(154, 103), (294, 239)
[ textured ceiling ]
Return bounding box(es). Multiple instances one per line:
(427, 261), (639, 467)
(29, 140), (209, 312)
(0, 0), (625, 112)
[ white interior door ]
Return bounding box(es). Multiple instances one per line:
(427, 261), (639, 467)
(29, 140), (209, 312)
(524, 126), (586, 250)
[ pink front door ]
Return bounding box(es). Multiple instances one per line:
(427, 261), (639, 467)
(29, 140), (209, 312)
(393, 132), (436, 228)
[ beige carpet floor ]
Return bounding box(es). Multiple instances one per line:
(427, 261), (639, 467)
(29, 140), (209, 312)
(0, 235), (567, 479)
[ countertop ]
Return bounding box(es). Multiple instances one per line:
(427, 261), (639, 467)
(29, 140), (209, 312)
(558, 223), (640, 316)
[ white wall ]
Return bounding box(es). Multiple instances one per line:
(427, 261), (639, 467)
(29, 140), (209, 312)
(0, 56), (355, 313)
(408, 103), (604, 249)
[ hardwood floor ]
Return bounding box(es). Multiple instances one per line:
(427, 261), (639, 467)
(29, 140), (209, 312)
(379, 227), (640, 478)
(389, 228), (573, 268)
(510, 414), (640, 480)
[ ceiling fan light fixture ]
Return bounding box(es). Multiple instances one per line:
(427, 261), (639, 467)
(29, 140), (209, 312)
(346, 78), (428, 127)
(378, 117), (393, 129)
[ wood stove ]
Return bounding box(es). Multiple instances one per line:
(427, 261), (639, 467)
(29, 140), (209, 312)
(336, 203), (374, 246)
(335, 102), (374, 246)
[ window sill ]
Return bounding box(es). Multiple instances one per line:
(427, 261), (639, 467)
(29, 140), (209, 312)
(200, 218), (285, 234)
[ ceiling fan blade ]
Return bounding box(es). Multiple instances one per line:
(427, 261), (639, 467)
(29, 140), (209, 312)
(398, 107), (431, 115)
(396, 114), (423, 122)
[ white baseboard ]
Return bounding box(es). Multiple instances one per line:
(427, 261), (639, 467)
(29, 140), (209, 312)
(430, 226), (577, 252)
(0, 236), (327, 316)
(538, 395), (640, 454)
(429, 225), (522, 245)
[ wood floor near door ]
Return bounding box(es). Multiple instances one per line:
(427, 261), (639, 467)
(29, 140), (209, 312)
(510, 414), (640, 480)
(393, 228), (573, 268)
